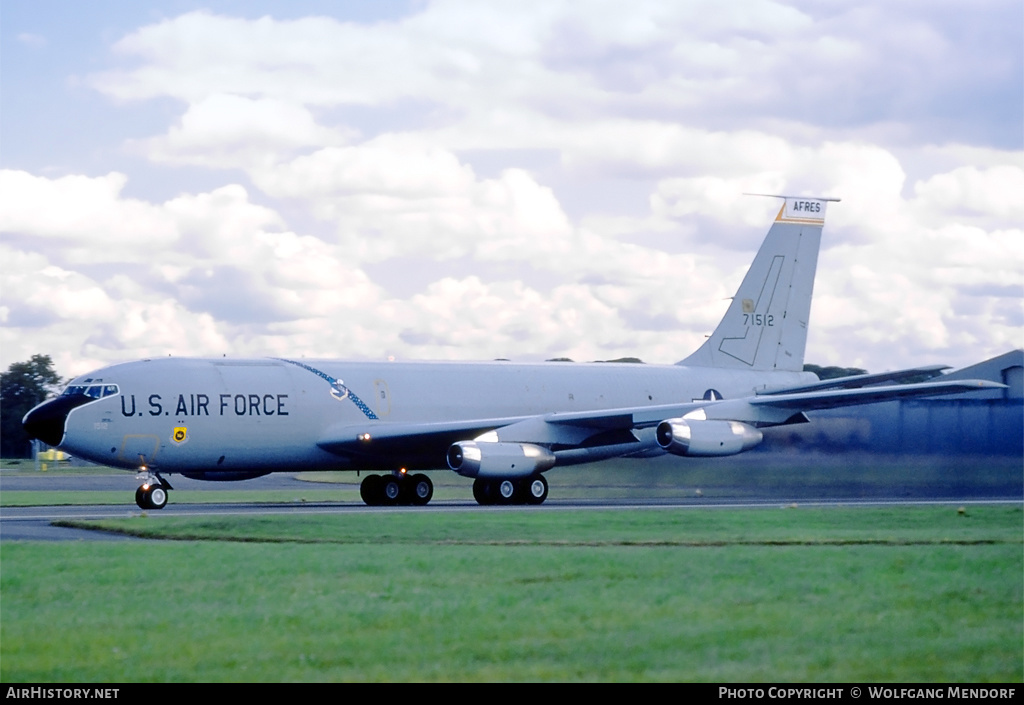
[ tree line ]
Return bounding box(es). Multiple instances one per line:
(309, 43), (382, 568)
(1, 355), (63, 458)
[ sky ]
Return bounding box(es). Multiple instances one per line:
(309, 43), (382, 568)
(1, 0), (1022, 379)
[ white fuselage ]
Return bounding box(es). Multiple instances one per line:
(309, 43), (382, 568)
(51, 357), (814, 475)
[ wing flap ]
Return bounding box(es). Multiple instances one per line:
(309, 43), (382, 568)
(756, 364), (950, 395)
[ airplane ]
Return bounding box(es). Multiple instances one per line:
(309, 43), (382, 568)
(22, 195), (1004, 509)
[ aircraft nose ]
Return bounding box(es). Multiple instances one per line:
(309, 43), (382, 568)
(22, 396), (89, 447)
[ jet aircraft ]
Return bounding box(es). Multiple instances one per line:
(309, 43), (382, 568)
(23, 195), (1003, 509)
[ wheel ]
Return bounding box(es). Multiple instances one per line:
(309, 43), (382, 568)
(409, 474), (433, 506)
(497, 479), (518, 504)
(135, 486), (149, 509)
(473, 478), (494, 505)
(382, 477), (402, 505)
(360, 474), (383, 506)
(524, 475), (548, 505)
(148, 486), (168, 509)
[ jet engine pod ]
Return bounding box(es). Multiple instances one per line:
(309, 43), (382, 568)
(447, 441), (556, 479)
(656, 418), (763, 457)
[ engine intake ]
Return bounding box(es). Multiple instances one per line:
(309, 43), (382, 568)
(447, 441), (556, 478)
(656, 418), (763, 457)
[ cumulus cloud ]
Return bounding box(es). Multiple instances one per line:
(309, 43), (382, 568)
(3, 2), (1022, 375)
(0, 245), (230, 375)
(134, 94), (351, 169)
(913, 165), (1024, 222)
(0, 171), (178, 261)
(255, 142), (577, 264)
(91, 2), (1021, 147)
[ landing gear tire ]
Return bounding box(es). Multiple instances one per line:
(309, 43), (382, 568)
(497, 479), (518, 504)
(135, 484), (169, 510)
(360, 474), (383, 506)
(360, 473), (435, 507)
(473, 478), (494, 505)
(524, 475), (548, 505)
(134, 471), (172, 509)
(473, 476), (548, 506)
(409, 474), (433, 506)
(148, 486), (168, 509)
(381, 477), (403, 506)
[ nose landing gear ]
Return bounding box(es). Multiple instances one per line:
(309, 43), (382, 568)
(135, 471), (172, 509)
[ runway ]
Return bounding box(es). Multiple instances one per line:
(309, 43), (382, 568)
(1, 470), (344, 540)
(3, 470), (1020, 541)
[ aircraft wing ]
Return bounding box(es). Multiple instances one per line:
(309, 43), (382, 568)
(682, 378), (1006, 426)
(316, 378), (1005, 468)
(317, 416), (533, 455)
(748, 378), (1005, 412)
(499, 377), (1006, 431)
(754, 365), (950, 395)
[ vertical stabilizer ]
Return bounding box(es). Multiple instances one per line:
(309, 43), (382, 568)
(680, 196), (838, 371)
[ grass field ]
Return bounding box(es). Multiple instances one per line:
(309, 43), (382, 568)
(2, 506), (1021, 682)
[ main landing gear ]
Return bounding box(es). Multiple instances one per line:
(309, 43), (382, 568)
(135, 471), (173, 510)
(360, 472), (434, 506)
(472, 475), (548, 505)
(357, 472), (549, 507)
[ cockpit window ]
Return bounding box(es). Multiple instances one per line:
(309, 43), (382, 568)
(62, 384), (119, 398)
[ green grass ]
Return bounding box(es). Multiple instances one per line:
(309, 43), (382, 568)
(54, 504), (1024, 545)
(2, 506), (1021, 682)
